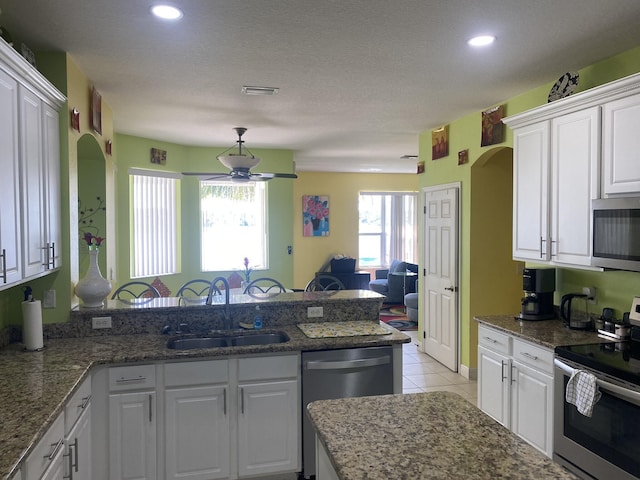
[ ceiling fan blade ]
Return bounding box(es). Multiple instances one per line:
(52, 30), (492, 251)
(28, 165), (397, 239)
(182, 172), (232, 181)
(249, 172), (298, 180)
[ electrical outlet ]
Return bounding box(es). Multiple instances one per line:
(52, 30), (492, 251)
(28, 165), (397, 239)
(43, 289), (56, 308)
(582, 287), (596, 304)
(307, 306), (323, 318)
(92, 316), (112, 329)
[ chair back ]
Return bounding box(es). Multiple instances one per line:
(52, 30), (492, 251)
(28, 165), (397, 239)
(177, 279), (211, 297)
(243, 277), (286, 294)
(305, 274), (345, 292)
(111, 281), (161, 301)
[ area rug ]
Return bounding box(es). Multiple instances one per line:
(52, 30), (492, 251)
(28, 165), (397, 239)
(379, 304), (417, 331)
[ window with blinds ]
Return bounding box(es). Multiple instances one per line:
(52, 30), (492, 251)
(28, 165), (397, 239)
(130, 169), (179, 277)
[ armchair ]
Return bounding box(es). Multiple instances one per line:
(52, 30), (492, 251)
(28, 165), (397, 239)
(369, 260), (418, 304)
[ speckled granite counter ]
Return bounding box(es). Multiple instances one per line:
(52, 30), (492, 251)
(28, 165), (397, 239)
(307, 392), (580, 480)
(474, 314), (611, 349)
(0, 319), (408, 480)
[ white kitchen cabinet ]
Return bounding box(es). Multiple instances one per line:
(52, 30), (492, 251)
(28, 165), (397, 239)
(316, 439), (340, 480)
(108, 365), (157, 480)
(64, 376), (92, 480)
(23, 412), (65, 480)
(0, 37), (64, 290)
(164, 360), (230, 480)
(512, 121), (550, 262)
(602, 92), (640, 196)
(0, 68), (22, 287)
(477, 324), (554, 457)
(236, 355), (300, 478)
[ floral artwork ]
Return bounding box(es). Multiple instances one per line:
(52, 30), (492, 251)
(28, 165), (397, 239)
(303, 195), (329, 237)
(481, 105), (505, 146)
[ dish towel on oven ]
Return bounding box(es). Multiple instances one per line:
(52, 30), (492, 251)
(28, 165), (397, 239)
(565, 370), (601, 417)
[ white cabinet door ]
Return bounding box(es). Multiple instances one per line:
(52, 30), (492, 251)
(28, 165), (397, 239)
(512, 121), (550, 261)
(65, 402), (92, 480)
(164, 385), (230, 480)
(550, 107), (600, 266)
(477, 345), (510, 428)
(18, 85), (47, 278)
(511, 361), (554, 457)
(237, 380), (299, 477)
(109, 392), (157, 480)
(0, 68), (21, 287)
(603, 92), (640, 195)
(42, 102), (61, 270)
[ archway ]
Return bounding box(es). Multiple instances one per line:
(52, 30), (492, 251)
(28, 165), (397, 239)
(77, 134), (107, 276)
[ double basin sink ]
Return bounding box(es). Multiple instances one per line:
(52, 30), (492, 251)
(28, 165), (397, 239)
(167, 331), (289, 350)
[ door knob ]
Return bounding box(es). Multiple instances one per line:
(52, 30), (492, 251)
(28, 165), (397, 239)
(445, 286), (458, 292)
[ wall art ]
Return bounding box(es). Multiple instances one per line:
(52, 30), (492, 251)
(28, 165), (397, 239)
(481, 105), (505, 146)
(431, 125), (449, 160)
(90, 86), (102, 135)
(70, 108), (80, 132)
(302, 195), (329, 237)
(150, 147), (167, 165)
(458, 149), (469, 165)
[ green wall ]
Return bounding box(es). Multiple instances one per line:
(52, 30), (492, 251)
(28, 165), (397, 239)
(113, 134), (295, 295)
(418, 45), (640, 368)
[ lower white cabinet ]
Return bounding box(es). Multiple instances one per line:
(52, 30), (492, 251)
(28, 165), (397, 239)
(64, 375), (92, 480)
(477, 324), (554, 457)
(23, 412), (64, 480)
(315, 439), (339, 480)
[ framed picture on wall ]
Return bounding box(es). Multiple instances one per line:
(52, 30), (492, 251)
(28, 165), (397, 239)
(302, 195), (329, 237)
(90, 86), (102, 135)
(481, 105), (505, 146)
(432, 125), (449, 160)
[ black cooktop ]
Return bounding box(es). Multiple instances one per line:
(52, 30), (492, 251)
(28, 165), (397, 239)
(555, 337), (640, 387)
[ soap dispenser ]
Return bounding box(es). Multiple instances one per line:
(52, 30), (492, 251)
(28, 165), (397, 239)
(253, 305), (263, 330)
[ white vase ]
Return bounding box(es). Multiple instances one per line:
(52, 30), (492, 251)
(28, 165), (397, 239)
(75, 249), (112, 308)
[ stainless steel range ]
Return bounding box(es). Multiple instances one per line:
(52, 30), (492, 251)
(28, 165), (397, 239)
(554, 304), (640, 480)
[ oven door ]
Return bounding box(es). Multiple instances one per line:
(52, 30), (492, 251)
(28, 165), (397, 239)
(554, 358), (640, 480)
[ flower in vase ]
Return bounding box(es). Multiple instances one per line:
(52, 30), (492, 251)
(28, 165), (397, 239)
(243, 257), (252, 282)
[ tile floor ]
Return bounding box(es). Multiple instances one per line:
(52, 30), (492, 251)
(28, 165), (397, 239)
(401, 330), (478, 406)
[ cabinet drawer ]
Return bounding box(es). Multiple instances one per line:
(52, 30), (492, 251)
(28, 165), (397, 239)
(108, 364), (156, 391)
(512, 338), (554, 374)
(64, 374), (92, 434)
(238, 354), (299, 381)
(24, 412), (64, 480)
(164, 359), (228, 387)
(478, 325), (511, 355)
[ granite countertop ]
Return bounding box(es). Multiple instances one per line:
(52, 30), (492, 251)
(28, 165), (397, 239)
(307, 392), (580, 480)
(0, 322), (409, 479)
(474, 314), (612, 349)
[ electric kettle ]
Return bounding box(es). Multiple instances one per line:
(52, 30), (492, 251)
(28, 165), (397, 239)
(560, 293), (592, 330)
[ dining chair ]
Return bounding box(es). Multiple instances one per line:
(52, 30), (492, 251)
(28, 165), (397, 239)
(177, 279), (212, 297)
(305, 274), (346, 292)
(243, 277), (286, 294)
(111, 281), (161, 301)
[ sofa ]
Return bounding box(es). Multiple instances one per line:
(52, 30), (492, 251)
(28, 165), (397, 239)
(368, 260), (418, 304)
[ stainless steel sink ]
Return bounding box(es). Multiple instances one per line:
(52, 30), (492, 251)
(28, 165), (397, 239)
(230, 332), (289, 346)
(167, 331), (289, 349)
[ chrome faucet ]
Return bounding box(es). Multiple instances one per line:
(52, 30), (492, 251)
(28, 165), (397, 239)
(206, 276), (231, 329)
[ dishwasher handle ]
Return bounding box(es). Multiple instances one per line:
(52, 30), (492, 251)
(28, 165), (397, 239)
(305, 355), (391, 371)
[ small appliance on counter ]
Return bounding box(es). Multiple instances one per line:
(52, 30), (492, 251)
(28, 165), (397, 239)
(559, 293), (592, 330)
(519, 268), (556, 320)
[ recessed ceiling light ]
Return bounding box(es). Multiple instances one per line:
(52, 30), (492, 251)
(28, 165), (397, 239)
(241, 86), (279, 96)
(468, 35), (496, 47)
(151, 4), (184, 20)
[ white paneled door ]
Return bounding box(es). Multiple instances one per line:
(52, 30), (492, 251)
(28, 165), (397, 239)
(422, 185), (459, 371)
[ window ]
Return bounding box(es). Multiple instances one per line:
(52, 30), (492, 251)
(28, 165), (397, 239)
(200, 181), (267, 271)
(130, 169), (179, 277)
(358, 192), (417, 268)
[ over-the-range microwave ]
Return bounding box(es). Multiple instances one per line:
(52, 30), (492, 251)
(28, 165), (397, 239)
(592, 197), (640, 271)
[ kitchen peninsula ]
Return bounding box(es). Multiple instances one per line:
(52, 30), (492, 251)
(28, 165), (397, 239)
(307, 391), (580, 480)
(0, 290), (409, 480)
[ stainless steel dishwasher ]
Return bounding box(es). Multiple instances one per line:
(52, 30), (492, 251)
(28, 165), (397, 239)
(301, 346), (395, 478)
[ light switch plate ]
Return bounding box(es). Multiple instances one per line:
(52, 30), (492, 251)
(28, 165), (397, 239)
(43, 289), (56, 308)
(92, 316), (112, 329)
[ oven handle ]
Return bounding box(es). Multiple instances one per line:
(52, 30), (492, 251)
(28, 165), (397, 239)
(554, 358), (640, 406)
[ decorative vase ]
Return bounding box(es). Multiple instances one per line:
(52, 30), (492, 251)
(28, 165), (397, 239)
(75, 249), (112, 308)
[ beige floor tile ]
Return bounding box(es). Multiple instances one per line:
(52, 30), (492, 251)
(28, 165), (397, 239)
(405, 373), (453, 388)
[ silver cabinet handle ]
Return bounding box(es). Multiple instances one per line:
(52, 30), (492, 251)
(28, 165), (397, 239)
(50, 242), (56, 268)
(148, 394), (153, 422)
(521, 352), (539, 361)
(540, 236), (544, 258)
(483, 336), (498, 344)
(115, 376), (146, 384)
(78, 395), (91, 410)
(73, 437), (79, 472)
(223, 388), (227, 416)
(511, 364), (516, 384)
(240, 387), (245, 414)
(1, 248), (6, 283)
(501, 360), (507, 382)
(63, 451), (73, 480)
(45, 438), (64, 460)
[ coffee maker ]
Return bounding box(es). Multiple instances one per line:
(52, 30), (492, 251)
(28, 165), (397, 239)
(519, 268), (556, 320)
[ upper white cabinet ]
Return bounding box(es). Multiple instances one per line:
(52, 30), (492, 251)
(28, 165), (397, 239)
(602, 92), (640, 196)
(0, 37), (65, 290)
(504, 72), (640, 268)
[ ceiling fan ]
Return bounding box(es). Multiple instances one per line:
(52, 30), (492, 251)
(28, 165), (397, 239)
(182, 127), (298, 182)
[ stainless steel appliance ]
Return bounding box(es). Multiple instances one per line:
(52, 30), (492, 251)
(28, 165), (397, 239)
(560, 293), (592, 330)
(519, 268), (556, 320)
(592, 198), (640, 272)
(554, 319), (640, 479)
(301, 346), (394, 479)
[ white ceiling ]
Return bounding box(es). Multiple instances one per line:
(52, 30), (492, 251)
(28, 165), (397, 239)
(2, 0), (640, 173)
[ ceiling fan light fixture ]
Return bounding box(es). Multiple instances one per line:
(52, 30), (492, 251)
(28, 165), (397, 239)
(241, 86), (279, 96)
(217, 154), (261, 171)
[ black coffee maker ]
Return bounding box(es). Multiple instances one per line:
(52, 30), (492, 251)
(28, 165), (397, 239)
(519, 268), (556, 320)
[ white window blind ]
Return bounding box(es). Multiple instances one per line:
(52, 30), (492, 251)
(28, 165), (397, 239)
(130, 169), (179, 277)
